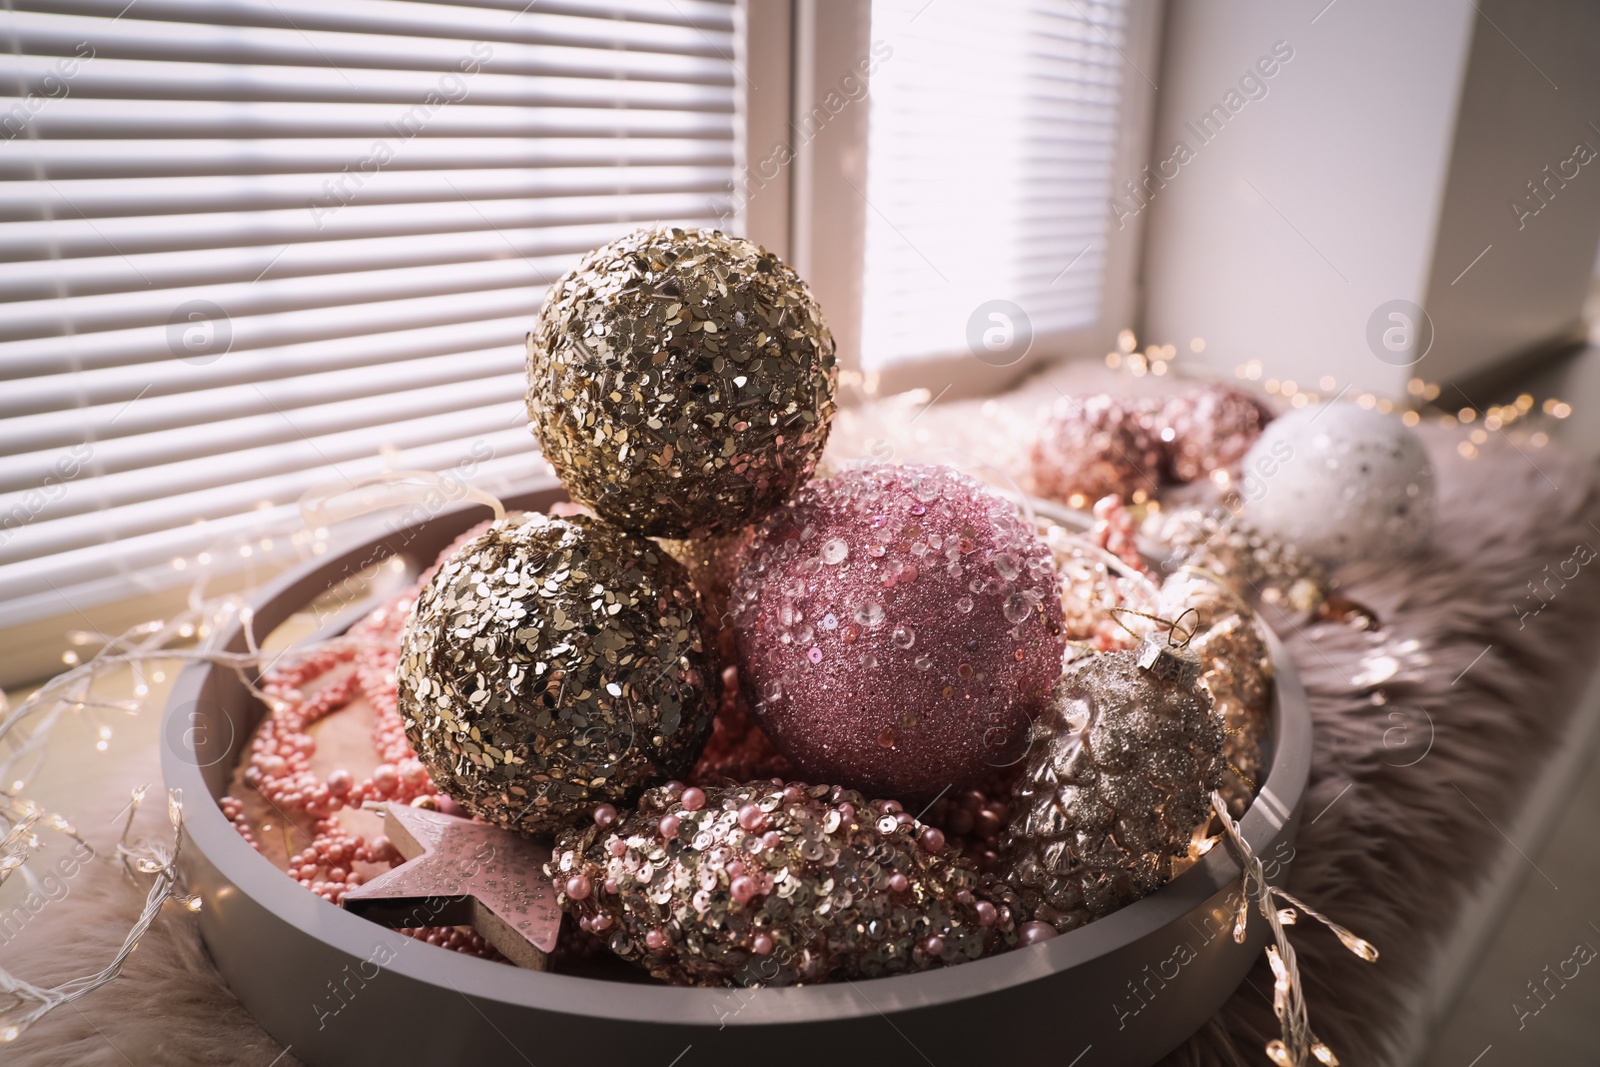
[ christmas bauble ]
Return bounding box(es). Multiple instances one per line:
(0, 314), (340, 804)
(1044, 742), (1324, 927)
(549, 779), (1020, 985)
(526, 226), (837, 539)
(1029, 394), (1164, 505)
(397, 512), (719, 834)
(1145, 506), (1326, 613)
(1156, 571), (1272, 816)
(1001, 636), (1224, 931)
(730, 463), (1066, 798)
(1159, 384), (1274, 483)
(1240, 403), (1435, 566)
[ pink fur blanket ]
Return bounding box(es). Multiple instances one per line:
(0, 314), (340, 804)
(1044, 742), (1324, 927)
(7, 414), (1597, 1067)
(1164, 424), (1600, 1065)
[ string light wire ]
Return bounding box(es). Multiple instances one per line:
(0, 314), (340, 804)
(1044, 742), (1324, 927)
(1210, 790), (1378, 1066)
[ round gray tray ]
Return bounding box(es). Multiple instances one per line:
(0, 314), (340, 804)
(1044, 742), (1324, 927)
(162, 484), (1310, 1067)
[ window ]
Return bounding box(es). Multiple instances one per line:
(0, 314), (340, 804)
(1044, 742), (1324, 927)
(860, 0), (1142, 373)
(0, 0), (1158, 682)
(0, 0), (740, 660)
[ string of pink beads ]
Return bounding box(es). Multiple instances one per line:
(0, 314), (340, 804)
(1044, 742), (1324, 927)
(1089, 494), (1147, 577)
(243, 633), (434, 825)
(222, 579), (499, 957)
(218, 794), (257, 851)
(923, 785), (1012, 875)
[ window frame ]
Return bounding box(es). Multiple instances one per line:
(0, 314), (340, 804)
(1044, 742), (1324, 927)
(769, 0), (1163, 402)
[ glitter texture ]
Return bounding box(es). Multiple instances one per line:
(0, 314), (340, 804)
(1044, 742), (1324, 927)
(1030, 394), (1164, 505)
(1159, 384), (1274, 483)
(1157, 571), (1273, 816)
(549, 780), (1020, 986)
(1001, 643), (1224, 932)
(397, 512), (719, 834)
(730, 463), (1066, 798)
(526, 226), (838, 539)
(1240, 402), (1436, 566)
(1146, 507), (1327, 613)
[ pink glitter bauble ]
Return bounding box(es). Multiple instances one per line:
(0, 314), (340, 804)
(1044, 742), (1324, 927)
(1029, 394), (1164, 505)
(729, 463), (1066, 799)
(1158, 384), (1274, 483)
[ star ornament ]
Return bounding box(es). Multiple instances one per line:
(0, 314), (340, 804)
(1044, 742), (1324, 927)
(342, 803), (562, 971)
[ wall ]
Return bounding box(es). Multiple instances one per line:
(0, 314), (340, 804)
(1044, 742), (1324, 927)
(1140, 0), (1600, 398)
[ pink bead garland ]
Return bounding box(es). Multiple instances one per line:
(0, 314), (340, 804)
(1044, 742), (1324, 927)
(222, 592), (497, 958)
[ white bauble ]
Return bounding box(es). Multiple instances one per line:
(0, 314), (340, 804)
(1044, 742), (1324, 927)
(1240, 403), (1434, 566)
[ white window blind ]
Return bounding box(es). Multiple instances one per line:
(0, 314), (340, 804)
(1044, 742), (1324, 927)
(860, 0), (1129, 369)
(0, 0), (739, 629)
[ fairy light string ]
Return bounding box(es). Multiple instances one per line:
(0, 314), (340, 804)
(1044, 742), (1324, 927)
(0, 471), (504, 1046)
(0, 782), (188, 1044)
(0, 585), (277, 1046)
(1210, 789), (1378, 1067)
(1105, 330), (1570, 461)
(0, 611), (426, 1047)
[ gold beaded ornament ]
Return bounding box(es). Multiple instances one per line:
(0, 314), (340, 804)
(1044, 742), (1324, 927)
(396, 512), (720, 835)
(526, 226), (838, 540)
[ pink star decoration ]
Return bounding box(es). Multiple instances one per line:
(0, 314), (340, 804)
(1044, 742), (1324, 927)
(342, 803), (562, 971)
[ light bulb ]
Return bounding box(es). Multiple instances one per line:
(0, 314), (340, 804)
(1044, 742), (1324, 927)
(1334, 927), (1379, 962)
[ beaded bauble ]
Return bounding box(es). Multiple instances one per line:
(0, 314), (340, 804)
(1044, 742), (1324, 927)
(1147, 507), (1326, 613)
(526, 226), (837, 539)
(1241, 403), (1435, 566)
(1159, 384), (1274, 483)
(549, 780), (1020, 986)
(397, 512), (719, 834)
(1001, 640), (1224, 932)
(729, 463), (1066, 799)
(1030, 394), (1164, 505)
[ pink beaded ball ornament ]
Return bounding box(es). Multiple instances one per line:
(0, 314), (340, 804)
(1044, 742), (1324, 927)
(1029, 394), (1164, 505)
(729, 463), (1066, 799)
(1158, 383), (1274, 484)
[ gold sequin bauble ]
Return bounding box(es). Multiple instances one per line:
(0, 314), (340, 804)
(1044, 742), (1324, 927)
(1157, 571), (1273, 816)
(397, 512), (720, 834)
(526, 226), (838, 539)
(549, 780), (1020, 986)
(1146, 506), (1326, 613)
(1001, 642), (1224, 932)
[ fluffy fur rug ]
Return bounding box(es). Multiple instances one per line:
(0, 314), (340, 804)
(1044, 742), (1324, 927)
(1160, 422), (1600, 1065)
(7, 378), (1598, 1067)
(2, 755), (293, 1067)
